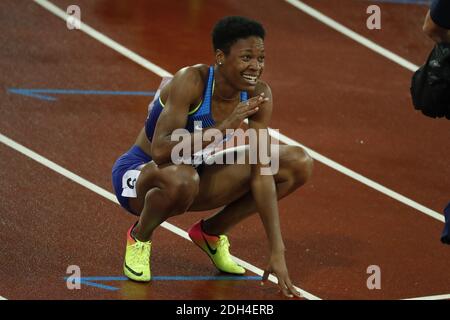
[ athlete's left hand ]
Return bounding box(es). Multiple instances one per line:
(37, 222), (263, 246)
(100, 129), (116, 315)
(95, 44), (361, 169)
(261, 251), (302, 299)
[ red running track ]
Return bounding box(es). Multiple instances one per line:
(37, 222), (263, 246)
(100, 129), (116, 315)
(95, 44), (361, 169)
(0, 0), (449, 300)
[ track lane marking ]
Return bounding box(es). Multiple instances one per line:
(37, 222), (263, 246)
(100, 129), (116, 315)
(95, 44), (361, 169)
(0, 132), (320, 300)
(32, 0), (444, 223)
(33, 0), (172, 78)
(283, 0), (419, 71)
(403, 293), (450, 300)
(20, 0), (445, 300)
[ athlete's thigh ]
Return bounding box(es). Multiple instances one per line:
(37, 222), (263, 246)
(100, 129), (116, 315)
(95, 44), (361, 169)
(189, 145), (252, 211)
(189, 144), (299, 211)
(129, 161), (198, 214)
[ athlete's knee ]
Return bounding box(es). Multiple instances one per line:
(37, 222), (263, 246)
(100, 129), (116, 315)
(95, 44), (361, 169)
(286, 146), (313, 186)
(165, 165), (200, 209)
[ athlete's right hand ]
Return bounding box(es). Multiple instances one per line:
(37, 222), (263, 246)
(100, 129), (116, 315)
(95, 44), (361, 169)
(261, 251), (302, 299)
(222, 93), (269, 130)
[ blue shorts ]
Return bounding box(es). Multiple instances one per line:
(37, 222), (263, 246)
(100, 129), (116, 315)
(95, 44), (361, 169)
(112, 145), (152, 215)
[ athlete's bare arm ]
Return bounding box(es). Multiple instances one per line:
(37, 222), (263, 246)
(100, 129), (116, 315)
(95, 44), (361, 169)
(149, 65), (266, 165)
(150, 66), (205, 164)
(248, 81), (301, 298)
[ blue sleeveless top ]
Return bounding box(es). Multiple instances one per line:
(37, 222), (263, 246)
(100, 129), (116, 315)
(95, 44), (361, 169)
(145, 66), (248, 142)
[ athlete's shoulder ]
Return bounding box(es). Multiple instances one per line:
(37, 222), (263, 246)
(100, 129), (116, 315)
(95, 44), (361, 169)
(173, 64), (208, 84)
(248, 80), (272, 98)
(159, 64), (211, 106)
(170, 64), (209, 97)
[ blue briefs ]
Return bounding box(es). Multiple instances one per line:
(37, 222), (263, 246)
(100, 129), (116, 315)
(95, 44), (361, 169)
(112, 145), (152, 215)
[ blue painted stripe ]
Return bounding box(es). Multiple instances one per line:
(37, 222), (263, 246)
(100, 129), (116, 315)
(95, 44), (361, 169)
(79, 280), (119, 291)
(64, 275), (262, 281)
(8, 88), (156, 101)
(64, 276), (128, 281)
(8, 89), (57, 101)
(152, 275), (262, 281)
(11, 89), (157, 95)
(63, 275), (262, 292)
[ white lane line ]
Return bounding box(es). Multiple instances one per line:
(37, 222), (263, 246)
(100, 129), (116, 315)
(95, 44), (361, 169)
(403, 293), (450, 300)
(32, 0), (172, 78)
(268, 129), (445, 223)
(284, 0), (420, 72)
(0, 133), (320, 300)
(32, 0), (444, 224)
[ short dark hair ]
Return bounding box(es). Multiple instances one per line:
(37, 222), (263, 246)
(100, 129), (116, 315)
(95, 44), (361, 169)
(212, 16), (265, 55)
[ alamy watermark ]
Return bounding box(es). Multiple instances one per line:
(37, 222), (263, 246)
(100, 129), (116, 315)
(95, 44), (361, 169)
(170, 121), (280, 175)
(366, 265), (381, 290)
(66, 265), (81, 289)
(66, 5), (81, 30)
(366, 5), (381, 30)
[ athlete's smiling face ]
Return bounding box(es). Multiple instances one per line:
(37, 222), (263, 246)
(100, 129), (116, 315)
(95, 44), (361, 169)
(218, 36), (265, 91)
